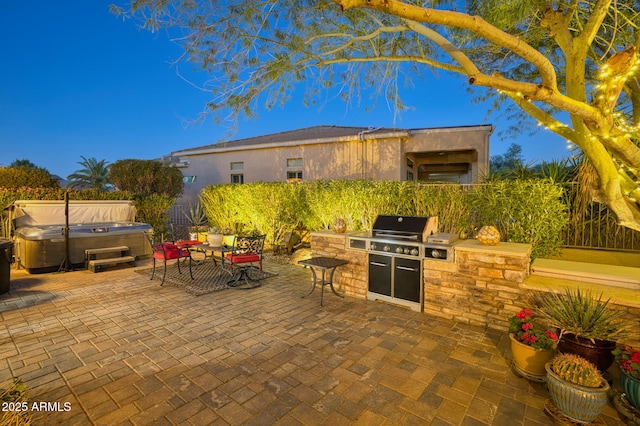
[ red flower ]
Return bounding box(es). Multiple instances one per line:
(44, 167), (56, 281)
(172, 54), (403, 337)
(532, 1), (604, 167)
(508, 308), (557, 351)
(613, 346), (640, 380)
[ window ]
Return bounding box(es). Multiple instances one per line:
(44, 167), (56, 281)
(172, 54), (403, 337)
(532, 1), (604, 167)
(406, 171), (414, 181)
(286, 158), (303, 167)
(230, 162), (244, 170)
(407, 158), (414, 168)
(182, 176), (197, 183)
(425, 173), (461, 183)
(231, 174), (244, 184)
(286, 158), (303, 181)
(287, 171), (303, 180)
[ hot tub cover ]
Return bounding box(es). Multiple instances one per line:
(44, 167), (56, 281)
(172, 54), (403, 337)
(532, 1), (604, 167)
(5, 200), (137, 231)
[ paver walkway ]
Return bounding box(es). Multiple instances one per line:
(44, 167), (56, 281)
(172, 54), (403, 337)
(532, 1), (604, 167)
(0, 260), (626, 425)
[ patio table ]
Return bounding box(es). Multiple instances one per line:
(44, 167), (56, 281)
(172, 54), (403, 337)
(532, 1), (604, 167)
(188, 243), (225, 265)
(299, 257), (348, 306)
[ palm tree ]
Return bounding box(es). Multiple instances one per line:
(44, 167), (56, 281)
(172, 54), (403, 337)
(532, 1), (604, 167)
(67, 156), (110, 191)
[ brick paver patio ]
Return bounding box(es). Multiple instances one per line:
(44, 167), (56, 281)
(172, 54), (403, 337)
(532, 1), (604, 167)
(0, 260), (626, 425)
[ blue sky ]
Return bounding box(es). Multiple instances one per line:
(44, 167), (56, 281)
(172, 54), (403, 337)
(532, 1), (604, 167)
(1, 2), (571, 179)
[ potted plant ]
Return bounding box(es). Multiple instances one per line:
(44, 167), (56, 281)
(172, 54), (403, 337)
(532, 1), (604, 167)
(182, 202), (208, 241)
(508, 308), (558, 379)
(545, 353), (610, 422)
(207, 227), (224, 246)
(535, 287), (633, 372)
(613, 345), (640, 411)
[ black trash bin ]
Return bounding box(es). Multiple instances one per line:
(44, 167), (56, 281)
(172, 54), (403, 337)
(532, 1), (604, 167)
(0, 238), (14, 294)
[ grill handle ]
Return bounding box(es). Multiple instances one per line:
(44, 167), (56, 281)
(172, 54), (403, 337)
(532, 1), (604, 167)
(370, 261), (389, 267)
(396, 265), (417, 272)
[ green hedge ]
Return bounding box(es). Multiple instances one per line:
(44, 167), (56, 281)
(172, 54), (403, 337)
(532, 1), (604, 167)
(200, 179), (568, 259)
(0, 166), (59, 188)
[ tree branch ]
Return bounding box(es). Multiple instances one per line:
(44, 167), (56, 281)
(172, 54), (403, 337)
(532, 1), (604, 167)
(334, 0), (559, 90)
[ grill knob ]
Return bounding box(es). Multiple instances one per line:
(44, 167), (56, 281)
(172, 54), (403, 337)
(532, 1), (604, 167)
(383, 245), (390, 252)
(404, 248), (411, 254)
(431, 249), (442, 259)
(395, 247), (403, 254)
(370, 243), (377, 250)
(411, 248), (419, 256)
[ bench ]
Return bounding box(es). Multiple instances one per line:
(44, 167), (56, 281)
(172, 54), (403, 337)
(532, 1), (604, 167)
(531, 258), (640, 290)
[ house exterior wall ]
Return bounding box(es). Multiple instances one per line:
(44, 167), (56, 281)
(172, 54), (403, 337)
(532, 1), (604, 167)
(173, 125), (491, 202)
(406, 126), (491, 183)
(177, 136), (405, 201)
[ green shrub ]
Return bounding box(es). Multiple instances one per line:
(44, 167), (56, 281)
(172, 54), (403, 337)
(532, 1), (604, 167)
(200, 184), (242, 232)
(470, 179), (567, 258)
(200, 182), (305, 245)
(0, 166), (59, 188)
(414, 184), (471, 234)
(109, 159), (184, 198)
(134, 194), (175, 238)
(200, 179), (568, 258)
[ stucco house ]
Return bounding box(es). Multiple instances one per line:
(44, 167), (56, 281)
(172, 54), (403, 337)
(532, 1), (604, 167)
(165, 124), (494, 202)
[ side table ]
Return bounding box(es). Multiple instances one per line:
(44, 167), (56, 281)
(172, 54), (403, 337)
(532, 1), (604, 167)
(298, 257), (348, 306)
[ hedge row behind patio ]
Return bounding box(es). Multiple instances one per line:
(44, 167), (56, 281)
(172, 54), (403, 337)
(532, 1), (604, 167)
(200, 179), (567, 259)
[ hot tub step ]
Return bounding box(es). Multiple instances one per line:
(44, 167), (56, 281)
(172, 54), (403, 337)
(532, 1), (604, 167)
(86, 246), (130, 256)
(88, 256), (136, 273)
(85, 246), (135, 272)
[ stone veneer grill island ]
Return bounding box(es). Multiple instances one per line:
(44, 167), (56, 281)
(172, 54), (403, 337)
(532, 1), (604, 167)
(310, 231), (640, 344)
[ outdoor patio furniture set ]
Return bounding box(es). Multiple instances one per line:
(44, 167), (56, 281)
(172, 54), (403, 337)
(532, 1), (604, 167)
(148, 234), (266, 289)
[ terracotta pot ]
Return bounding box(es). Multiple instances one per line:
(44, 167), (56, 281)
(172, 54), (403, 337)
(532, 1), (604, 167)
(557, 333), (616, 373)
(620, 370), (640, 410)
(509, 334), (555, 378)
(545, 361), (610, 423)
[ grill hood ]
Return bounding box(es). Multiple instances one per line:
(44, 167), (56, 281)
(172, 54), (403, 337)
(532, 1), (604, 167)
(371, 215), (438, 242)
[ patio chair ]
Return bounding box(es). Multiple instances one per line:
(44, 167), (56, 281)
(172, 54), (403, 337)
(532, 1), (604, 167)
(145, 233), (194, 286)
(221, 234), (265, 289)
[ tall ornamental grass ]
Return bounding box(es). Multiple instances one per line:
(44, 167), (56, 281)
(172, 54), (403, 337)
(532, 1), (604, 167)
(200, 179), (568, 258)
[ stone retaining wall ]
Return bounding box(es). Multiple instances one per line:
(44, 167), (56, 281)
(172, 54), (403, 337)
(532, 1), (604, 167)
(310, 232), (367, 299)
(423, 239), (531, 331)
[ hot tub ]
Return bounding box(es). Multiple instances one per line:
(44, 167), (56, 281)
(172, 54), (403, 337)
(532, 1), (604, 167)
(5, 200), (153, 273)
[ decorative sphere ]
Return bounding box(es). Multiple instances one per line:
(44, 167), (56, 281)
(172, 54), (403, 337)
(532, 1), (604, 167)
(332, 218), (347, 233)
(477, 225), (501, 245)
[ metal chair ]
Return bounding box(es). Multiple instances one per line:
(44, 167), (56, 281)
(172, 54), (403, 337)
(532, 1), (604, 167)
(221, 235), (265, 289)
(146, 233), (194, 286)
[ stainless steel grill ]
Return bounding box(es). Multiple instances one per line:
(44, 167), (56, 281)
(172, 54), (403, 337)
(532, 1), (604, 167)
(348, 215), (457, 312)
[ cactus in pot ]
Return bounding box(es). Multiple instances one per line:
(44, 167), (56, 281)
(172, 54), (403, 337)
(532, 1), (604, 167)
(548, 353), (604, 387)
(545, 353), (609, 422)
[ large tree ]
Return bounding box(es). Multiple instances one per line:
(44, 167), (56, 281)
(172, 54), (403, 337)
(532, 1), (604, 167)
(109, 159), (184, 198)
(113, 0), (640, 230)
